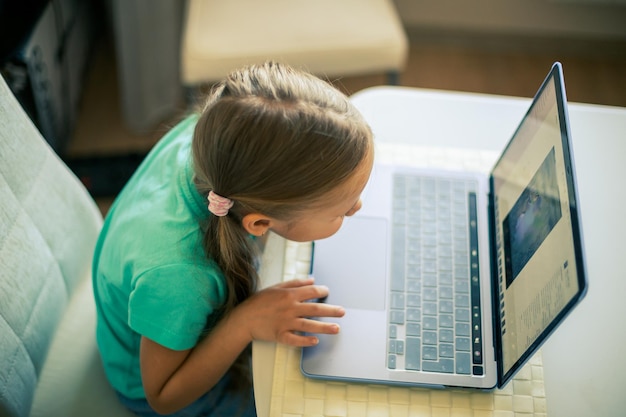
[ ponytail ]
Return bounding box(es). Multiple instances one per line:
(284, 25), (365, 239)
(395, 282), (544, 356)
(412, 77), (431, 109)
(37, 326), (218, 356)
(202, 211), (258, 393)
(204, 211), (258, 316)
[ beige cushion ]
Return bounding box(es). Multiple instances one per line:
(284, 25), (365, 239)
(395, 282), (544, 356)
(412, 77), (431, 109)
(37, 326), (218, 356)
(181, 0), (409, 84)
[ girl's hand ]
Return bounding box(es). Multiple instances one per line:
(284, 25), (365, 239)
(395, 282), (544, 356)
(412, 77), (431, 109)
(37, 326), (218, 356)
(233, 277), (345, 347)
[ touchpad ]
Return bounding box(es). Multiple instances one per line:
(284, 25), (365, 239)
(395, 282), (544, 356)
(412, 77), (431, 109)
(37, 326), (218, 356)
(311, 216), (388, 311)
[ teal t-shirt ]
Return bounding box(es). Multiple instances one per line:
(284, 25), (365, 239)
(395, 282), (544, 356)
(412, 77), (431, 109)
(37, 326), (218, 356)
(92, 115), (227, 399)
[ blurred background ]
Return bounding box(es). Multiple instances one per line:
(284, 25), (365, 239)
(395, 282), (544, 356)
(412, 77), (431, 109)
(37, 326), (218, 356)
(1, 0), (625, 214)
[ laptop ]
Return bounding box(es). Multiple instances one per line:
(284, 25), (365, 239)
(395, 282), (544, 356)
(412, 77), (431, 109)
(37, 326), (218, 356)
(301, 62), (588, 389)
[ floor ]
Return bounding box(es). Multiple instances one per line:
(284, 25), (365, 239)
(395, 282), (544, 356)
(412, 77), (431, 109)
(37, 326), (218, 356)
(67, 30), (626, 213)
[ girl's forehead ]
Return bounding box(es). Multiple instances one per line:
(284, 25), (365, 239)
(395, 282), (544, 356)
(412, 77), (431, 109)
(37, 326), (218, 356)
(351, 145), (375, 190)
(330, 146), (374, 201)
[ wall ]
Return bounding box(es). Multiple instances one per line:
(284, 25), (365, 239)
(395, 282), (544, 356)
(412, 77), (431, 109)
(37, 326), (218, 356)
(393, 0), (626, 40)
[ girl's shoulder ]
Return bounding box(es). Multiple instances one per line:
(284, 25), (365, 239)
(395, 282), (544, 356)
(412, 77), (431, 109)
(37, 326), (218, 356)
(142, 113), (199, 164)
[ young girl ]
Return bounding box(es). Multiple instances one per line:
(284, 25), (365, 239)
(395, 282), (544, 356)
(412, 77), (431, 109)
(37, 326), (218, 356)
(92, 61), (374, 416)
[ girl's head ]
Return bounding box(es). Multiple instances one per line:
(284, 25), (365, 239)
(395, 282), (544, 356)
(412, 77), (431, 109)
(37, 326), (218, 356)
(192, 61), (373, 307)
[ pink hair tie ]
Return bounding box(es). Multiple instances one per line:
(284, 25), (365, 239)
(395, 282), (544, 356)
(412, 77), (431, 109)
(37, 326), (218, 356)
(207, 191), (234, 217)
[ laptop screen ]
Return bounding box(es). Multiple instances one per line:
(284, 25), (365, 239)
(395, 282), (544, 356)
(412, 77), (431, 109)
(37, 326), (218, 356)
(490, 63), (587, 385)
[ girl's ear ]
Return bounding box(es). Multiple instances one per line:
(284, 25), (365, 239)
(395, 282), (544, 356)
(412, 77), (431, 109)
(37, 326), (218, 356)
(241, 213), (272, 236)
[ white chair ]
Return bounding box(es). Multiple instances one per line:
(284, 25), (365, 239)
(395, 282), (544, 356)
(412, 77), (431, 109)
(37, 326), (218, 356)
(181, 0), (409, 91)
(0, 74), (133, 416)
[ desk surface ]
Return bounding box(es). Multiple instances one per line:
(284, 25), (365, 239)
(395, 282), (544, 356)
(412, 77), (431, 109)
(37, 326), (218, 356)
(253, 86), (626, 417)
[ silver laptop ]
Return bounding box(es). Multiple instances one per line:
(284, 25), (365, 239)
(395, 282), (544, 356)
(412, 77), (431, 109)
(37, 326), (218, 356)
(301, 62), (587, 389)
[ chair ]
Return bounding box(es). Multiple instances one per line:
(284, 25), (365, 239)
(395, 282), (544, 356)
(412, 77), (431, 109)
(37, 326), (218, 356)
(180, 0), (409, 93)
(0, 75), (133, 416)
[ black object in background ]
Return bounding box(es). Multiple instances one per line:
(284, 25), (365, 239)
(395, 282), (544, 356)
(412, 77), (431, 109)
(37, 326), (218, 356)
(64, 153), (147, 198)
(0, 0), (49, 62)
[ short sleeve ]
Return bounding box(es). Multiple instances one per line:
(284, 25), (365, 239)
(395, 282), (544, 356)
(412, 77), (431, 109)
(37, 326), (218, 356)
(129, 263), (226, 351)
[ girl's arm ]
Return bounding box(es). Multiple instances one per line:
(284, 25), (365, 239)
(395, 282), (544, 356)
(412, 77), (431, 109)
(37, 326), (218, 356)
(140, 277), (344, 414)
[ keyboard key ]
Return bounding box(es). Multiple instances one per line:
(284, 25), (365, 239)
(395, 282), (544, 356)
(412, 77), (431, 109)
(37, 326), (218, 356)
(407, 279), (420, 293)
(439, 329), (453, 343)
(390, 310), (405, 325)
(439, 245), (453, 258)
(455, 308), (470, 322)
(439, 314), (453, 328)
(440, 285), (453, 299)
(407, 233), (420, 246)
(389, 339), (397, 353)
(407, 294), (421, 307)
(391, 261), (405, 291)
(406, 322), (421, 336)
(391, 292), (405, 309)
(389, 325), (397, 339)
(423, 316), (437, 330)
(439, 257), (453, 271)
(388, 354), (397, 369)
(455, 337), (471, 352)
(455, 265), (469, 278)
(423, 273), (437, 287)
(455, 280), (469, 294)
(456, 323), (470, 337)
(424, 288), (437, 301)
(396, 340), (405, 355)
(456, 352), (471, 374)
(423, 302), (437, 316)
(454, 251), (468, 264)
(423, 346), (437, 360)
(407, 308), (421, 322)
(456, 294), (470, 308)
(423, 260), (436, 273)
(423, 359), (454, 373)
(440, 343), (454, 358)
(423, 331), (437, 345)
(423, 246), (437, 259)
(405, 338), (421, 370)
(439, 300), (453, 314)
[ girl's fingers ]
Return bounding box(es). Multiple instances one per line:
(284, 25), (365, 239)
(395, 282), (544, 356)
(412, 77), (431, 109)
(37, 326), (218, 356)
(272, 279), (330, 302)
(278, 319), (341, 347)
(279, 331), (319, 347)
(298, 301), (345, 318)
(295, 318), (340, 335)
(274, 277), (315, 289)
(292, 281), (330, 301)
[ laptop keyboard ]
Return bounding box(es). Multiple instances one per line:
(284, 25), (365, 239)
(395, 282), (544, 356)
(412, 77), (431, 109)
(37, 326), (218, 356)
(387, 174), (484, 376)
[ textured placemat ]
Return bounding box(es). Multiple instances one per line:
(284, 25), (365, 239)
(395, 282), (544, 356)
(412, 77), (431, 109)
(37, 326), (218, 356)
(268, 145), (547, 417)
(269, 241), (546, 417)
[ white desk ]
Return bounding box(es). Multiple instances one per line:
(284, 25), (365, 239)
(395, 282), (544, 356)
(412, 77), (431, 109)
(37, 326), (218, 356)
(253, 86), (626, 417)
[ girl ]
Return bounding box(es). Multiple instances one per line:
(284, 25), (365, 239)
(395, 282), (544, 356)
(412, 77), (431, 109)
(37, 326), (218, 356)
(92, 61), (374, 416)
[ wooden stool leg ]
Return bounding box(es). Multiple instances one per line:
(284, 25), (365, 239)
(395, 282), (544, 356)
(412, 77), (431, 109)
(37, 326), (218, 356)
(386, 71), (401, 86)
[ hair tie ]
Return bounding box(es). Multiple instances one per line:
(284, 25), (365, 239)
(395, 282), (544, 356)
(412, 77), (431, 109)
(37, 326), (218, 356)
(207, 191), (234, 217)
